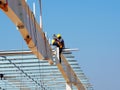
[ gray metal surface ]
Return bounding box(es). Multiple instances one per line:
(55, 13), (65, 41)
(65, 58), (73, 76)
(0, 50), (93, 90)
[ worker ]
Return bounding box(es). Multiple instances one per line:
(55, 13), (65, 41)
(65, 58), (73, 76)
(52, 34), (65, 63)
(56, 34), (65, 63)
(52, 34), (61, 48)
(0, 74), (4, 80)
(57, 34), (65, 49)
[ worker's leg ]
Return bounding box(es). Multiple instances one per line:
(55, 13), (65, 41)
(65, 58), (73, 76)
(59, 54), (61, 63)
(59, 48), (62, 63)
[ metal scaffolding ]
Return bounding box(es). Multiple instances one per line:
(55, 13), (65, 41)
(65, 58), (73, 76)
(0, 50), (93, 90)
(0, 0), (94, 90)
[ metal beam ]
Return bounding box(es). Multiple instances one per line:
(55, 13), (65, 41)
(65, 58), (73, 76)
(0, 0), (89, 89)
(0, 48), (78, 56)
(55, 47), (85, 90)
(0, 0), (53, 64)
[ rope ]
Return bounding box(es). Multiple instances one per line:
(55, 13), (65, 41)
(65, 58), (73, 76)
(32, 1), (44, 89)
(38, 1), (43, 89)
(38, 1), (48, 89)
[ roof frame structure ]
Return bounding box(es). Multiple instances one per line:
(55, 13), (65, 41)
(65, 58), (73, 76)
(0, 0), (93, 90)
(0, 50), (93, 90)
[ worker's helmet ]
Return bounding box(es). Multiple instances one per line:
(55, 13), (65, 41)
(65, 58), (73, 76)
(57, 34), (61, 38)
(52, 39), (55, 44)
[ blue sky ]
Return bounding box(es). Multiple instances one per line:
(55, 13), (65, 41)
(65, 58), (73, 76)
(0, 0), (120, 90)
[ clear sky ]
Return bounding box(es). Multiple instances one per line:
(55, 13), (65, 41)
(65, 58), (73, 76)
(0, 0), (120, 90)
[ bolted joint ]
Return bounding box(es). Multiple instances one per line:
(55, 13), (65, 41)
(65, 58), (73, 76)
(24, 35), (32, 44)
(0, 0), (8, 11)
(17, 24), (24, 29)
